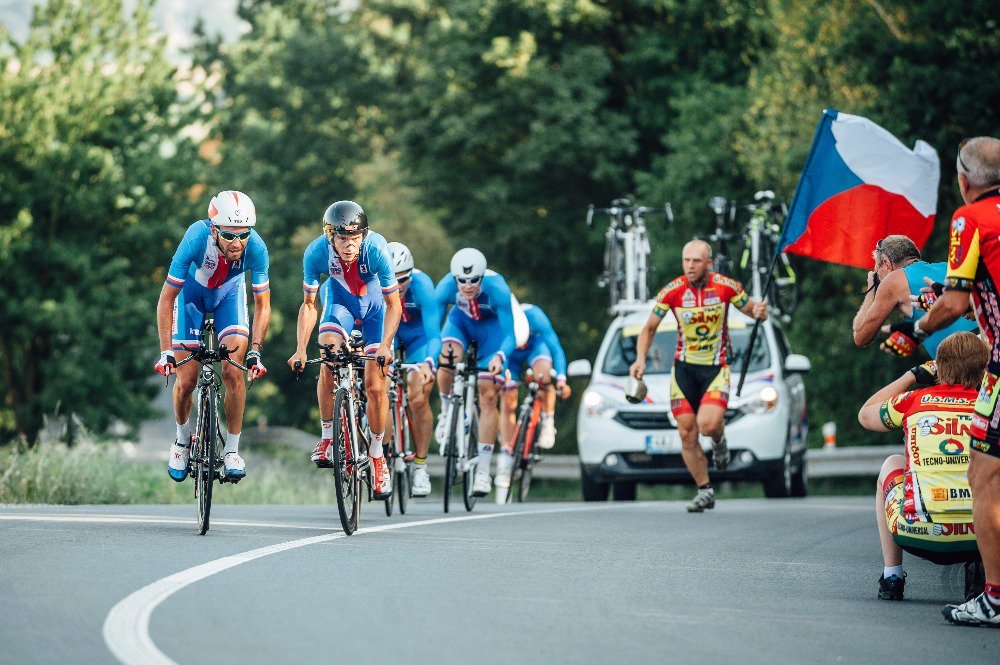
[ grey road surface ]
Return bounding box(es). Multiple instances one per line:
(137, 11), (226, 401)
(1, 498), (995, 665)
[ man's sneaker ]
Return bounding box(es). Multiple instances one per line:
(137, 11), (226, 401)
(472, 469), (492, 497)
(167, 441), (190, 482)
(712, 435), (730, 471)
(311, 438), (333, 468)
(223, 452), (246, 479)
(411, 466), (432, 497)
(942, 592), (1000, 627)
(686, 488), (715, 512)
(878, 573), (906, 600)
(537, 418), (556, 449)
(372, 455), (392, 500)
(494, 452), (515, 489)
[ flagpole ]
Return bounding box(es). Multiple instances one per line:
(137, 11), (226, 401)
(735, 248), (781, 397)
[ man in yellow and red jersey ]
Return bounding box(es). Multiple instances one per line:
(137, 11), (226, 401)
(859, 332), (987, 602)
(629, 238), (767, 513)
(888, 136), (1000, 626)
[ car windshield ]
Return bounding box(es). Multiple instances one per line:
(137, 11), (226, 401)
(601, 324), (771, 376)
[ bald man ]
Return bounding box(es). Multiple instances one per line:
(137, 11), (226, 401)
(630, 239), (767, 512)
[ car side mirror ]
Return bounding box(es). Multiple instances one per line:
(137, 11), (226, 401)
(567, 359), (593, 378)
(784, 354), (811, 374)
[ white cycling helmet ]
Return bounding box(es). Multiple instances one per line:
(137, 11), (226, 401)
(388, 241), (414, 274)
(208, 190), (256, 227)
(450, 247), (487, 280)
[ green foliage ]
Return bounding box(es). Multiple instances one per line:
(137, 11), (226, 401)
(0, 0), (207, 442)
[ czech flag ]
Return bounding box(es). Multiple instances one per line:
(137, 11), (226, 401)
(779, 109), (940, 269)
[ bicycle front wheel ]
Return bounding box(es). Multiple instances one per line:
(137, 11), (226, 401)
(395, 405), (412, 515)
(332, 388), (360, 535)
(193, 387), (216, 535)
(463, 407), (479, 512)
(443, 398), (462, 514)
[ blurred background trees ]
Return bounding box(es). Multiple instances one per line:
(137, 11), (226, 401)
(2, 0), (998, 448)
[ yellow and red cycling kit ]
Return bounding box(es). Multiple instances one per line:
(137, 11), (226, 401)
(652, 273), (749, 415)
(945, 188), (1000, 458)
(879, 383), (978, 563)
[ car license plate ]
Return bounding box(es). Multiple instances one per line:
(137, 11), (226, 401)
(645, 433), (680, 454)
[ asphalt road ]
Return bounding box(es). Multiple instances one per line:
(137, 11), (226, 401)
(1, 497), (996, 664)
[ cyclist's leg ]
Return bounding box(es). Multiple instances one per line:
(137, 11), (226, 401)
(313, 291), (352, 465)
(435, 314), (468, 446)
(527, 346), (557, 448)
(167, 285), (202, 479)
(214, 283), (250, 473)
(471, 322), (507, 494)
(876, 456), (906, 569)
(671, 363), (709, 487)
(362, 303), (393, 499)
(402, 336), (434, 461)
(499, 349), (527, 450)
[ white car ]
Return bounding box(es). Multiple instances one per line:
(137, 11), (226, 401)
(570, 304), (810, 500)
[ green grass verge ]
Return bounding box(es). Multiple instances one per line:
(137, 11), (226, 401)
(0, 438), (877, 505)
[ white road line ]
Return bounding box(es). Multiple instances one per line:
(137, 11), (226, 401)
(0, 513), (341, 531)
(101, 504), (616, 665)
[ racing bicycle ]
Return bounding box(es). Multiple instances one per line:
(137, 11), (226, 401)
(295, 332), (384, 535)
(175, 319), (250, 535)
(739, 190), (799, 320)
(707, 195), (742, 279)
(503, 368), (555, 503)
(385, 354), (421, 515)
(586, 198), (672, 313)
(438, 343), (483, 513)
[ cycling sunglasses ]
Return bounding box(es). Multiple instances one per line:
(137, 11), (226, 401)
(215, 226), (252, 242)
(396, 271), (412, 284)
(455, 275), (482, 285)
(958, 138), (972, 173)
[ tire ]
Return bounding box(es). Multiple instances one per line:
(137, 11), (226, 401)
(193, 388), (215, 535)
(332, 388), (360, 534)
(762, 442), (792, 498)
(611, 481), (637, 501)
(790, 452), (808, 498)
(396, 464), (410, 515)
(508, 410), (530, 503)
(463, 407), (479, 512)
(397, 405), (413, 515)
(581, 465), (610, 502)
(443, 396), (461, 514)
(517, 464), (533, 503)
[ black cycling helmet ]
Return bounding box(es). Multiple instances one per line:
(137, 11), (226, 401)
(323, 200), (369, 237)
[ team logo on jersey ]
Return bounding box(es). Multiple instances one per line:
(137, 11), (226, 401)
(329, 262), (343, 275)
(203, 256), (217, 270)
(939, 438), (965, 455)
(360, 263), (369, 274)
(952, 217), (965, 233)
(681, 289), (696, 307)
(915, 415), (939, 435)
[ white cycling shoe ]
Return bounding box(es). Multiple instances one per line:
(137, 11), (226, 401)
(494, 452), (514, 489)
(167, 441), (190, 482)
(472, 469), (492, 497)
(537, 419), (556, 449)
(223, 452), (246, 478)
(411, 466), (432, 497)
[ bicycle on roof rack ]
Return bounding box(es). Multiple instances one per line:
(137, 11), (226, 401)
(739, 190), (799, 320)
(587, 198), (673, 313)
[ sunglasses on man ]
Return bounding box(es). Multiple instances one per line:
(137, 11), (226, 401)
(215, 226), (252, 242)
(455, 275), (482, 285)
(958, 138), (971, 173)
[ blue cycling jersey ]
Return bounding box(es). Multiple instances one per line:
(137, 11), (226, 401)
(398, 268), (443, 367)
(166, 220), (270, 300)
(302, 231), (398, 305)
(436, 270), (516, 361)
(519, 304), (568, 379)
(902, 261), (977, 358)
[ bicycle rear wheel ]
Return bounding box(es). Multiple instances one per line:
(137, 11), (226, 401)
(443, 397), (461, 513)
(507, 409), (530, 504)
(332, 388), (360, 535)
(463, 408), (479, 512)
(193, 387), (216, 535)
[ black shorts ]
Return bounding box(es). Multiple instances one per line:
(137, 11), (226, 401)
(669, 361), (729, 416)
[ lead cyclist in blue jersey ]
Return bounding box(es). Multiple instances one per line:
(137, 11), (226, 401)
(388, 242), (441, 497)
(495, 302), (571, 491)
(435, 248), (516, 498)
(154, 190), (271, 481)
(287, 201), (401, 500)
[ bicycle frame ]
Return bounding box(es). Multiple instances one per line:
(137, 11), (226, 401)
(439, 343), (482, 513)
(386, 357), (421, 515)
(506, 369), (552, 503)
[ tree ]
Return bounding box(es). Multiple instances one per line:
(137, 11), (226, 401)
(0, 0), (207, 442)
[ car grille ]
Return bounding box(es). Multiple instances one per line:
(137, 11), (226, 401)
(614, 411), (676, 430)
(622, 452), (685, 468)
(614, 409), (743, 430)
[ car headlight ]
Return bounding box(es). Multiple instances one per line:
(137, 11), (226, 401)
(582, 389), (618, 419)
(735, 385), (779, 414)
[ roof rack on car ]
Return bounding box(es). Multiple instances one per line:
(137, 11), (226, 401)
(610, 300), (653, 316)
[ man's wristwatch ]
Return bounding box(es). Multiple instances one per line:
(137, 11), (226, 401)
(912, 319), (929, 340)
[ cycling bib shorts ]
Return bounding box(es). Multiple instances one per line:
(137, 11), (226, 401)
(670, 360), (729, 416)
(172, 275), (249, 349)
(882, 470), (978, 565)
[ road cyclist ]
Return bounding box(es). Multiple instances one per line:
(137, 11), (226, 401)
(496, 302), (571, 501)
(435, 248), (517, 499)
(286, 200), (401, 502)
(628, 238), (767, 513)
(386, 241), (441, 498)
(154, 190), (270, 483)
